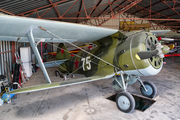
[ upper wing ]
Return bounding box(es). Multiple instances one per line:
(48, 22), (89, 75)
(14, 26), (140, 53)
(0, 15), (118, 43)
(8, 76), (107, 94)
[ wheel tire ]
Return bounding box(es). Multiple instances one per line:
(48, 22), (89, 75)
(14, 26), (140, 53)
(140, 81), (157, 98)
(116, 92), (135, 113)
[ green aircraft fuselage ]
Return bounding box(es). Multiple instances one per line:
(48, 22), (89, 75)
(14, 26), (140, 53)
(56, 31), (164, 77)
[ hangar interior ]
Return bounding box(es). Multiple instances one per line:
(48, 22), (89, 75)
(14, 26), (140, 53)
(0, 0), (180, 120)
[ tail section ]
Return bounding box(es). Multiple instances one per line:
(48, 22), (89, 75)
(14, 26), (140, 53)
(56, 43), (70, 73)
(56, 43), (70, 60)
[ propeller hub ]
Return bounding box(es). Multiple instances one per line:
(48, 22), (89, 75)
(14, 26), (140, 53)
(162, 45), (170, 54)
(136, 42), (170, 60)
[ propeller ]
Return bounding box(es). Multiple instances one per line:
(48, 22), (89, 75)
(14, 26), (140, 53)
(136, 43), (169, 60)
(136, 50), (158, 60)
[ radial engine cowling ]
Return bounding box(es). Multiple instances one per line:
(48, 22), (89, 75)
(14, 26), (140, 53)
(114, 31), (169, 76)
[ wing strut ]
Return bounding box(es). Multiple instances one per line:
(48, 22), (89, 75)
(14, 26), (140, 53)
(26, 28), (52, 83)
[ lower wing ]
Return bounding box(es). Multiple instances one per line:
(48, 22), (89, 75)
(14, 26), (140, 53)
(8, 76), (107, 94)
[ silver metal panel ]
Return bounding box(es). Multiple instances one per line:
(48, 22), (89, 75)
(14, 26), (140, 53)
(0, 41), (4, 75)
(3, 41), (6, 66)
(0, 41), (13, 75)
(8, 41), (12, 72)
(15, 41), (17, 50)
(0, 41), (2, 74)
(5, 41), (9, 70)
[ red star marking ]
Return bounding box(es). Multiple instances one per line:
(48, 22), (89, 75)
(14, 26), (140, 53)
(74, 58), (79, 69)
(60, 47), (64, 54)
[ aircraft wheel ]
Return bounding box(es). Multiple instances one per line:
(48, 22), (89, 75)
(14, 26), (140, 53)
(116, 92), (135, 113)
(140, 81), (157, 98)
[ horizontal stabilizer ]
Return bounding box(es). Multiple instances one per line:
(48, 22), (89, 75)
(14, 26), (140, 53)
(36, 59), (68, 68)
(8, 76), (104, 94)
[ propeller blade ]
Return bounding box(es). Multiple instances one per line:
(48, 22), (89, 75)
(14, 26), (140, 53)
(136, 50), (158, 60)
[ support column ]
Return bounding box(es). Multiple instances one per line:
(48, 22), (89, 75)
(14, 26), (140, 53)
(27, 29), (51, 83)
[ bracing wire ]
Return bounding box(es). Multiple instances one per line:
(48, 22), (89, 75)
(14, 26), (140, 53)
(39, 26), (120, 70)
(45, 42), (104, 68)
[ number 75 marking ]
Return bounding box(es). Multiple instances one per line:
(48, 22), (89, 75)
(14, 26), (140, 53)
(81, 56), (91, 71)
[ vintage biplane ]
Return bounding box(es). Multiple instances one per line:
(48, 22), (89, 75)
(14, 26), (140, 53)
(0, 14), (170, 113)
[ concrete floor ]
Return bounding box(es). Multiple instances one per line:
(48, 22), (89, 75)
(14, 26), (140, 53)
(1, 57), (180, 120)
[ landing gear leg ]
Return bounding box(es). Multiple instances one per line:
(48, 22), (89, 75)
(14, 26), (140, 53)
(113, 73), (135, 113)
(138, 77), (157, 98)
